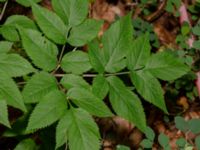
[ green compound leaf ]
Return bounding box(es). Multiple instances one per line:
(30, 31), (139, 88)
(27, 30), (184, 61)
(56, 108), (100, 150)
(56, 114), (70, 149)
(27, 90), (67, 131)
(67, 87), (113, 117)
(22, 72), (58, 103)
(103, 14), (133, 73)
(127, 33), (151, 71)
(32, 3), (68, 44)
(0, 75), (26, 112)
(88, 40), (106, 73)
(0, 41), (13, 53)
(18, 28), (58, 71)
(0, 99), (11, 128)
(145, 51), (189, 81)
(0, 15), (37, 41)
(61, 74), (90, 90)
(67, 19), (102, 46)
(61, 51), (92, 74)
(14, 138), (37, 150)
(52, 0), (69, 25)
(0, 54), (35, 77)
(107, 76), (146, 132)
(16, 0), (41, 7)
(0, 74), (26, 112)
(92, 75), (109, 100)
(131, 70), (168, 113)
(52, 0), (88, 27)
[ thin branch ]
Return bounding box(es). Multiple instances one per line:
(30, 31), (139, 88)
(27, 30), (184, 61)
(105, 71), (130, 77)
(51, 45), (66, 74)
(144, 0), (167, 22)
(54, 73), (97, 78)
(0, 0), (8, 21)
(17, 81), (26, 85)
(54, 71), (131, 78)
(72, 47), (77, 52)
(58, 45), (66, 63)
(83, 74), (97, 77)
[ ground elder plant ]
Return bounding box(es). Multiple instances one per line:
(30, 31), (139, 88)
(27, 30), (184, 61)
(0, 0), (190, 149)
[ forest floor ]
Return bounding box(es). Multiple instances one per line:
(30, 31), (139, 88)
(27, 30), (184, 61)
(0, 0), (200, 150)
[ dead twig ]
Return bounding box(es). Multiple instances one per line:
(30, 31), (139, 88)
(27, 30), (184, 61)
(0, 0), (8, 21)
(144, 0), (167, 22)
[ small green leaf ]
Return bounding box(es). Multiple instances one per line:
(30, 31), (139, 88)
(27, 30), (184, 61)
(51, 0), (69, 25)
(67, 87), (112, 117)
(193, 40), (200, 49)
(27, 90), (67, 131)
(67, 19), (102, 46)
(181, 23), (190, 35)
(165, 0), (174, 12)
(56, 108), (100, 150)
(92, 75), (109, 99)
(56, 114), (70, 149)
(0, 54), (35, 77)
(192, 25), (200, 36)
(176, 138), (187, 148)
(158, 133), (170, 147)
(145, 127), (155, 141)
(0, 99), (10, 128)
(32, 3), (68, 44)
(188, 119), (200, 134)
(164, 145), (172, 150)
(88, 40), (106, 73)
(16, 0), (41, 7)
(61, 74), (90, 90)
(141, 139), (153, 148)
(18, 28), (58, 71)
(195, 136), (200, 150)
(127, 33), (150, 71)
(0, 75), (26, 112)
(185, 146), (193, 150)
(14, 138), (37, 150)
(116, 145), (130, 150)
(0, 41), (13, 53)
(52, 0), (88, 27)
(175, 116), (189, 132)
(22, 72), (58, 103)
(145, 51), (189, 81)
(61, 51), (92, 74)
(103, 14), (133, 73)
(0, 15), (37, 41)
(131, 70), (168, 113)
(107, 76), (146, 132)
